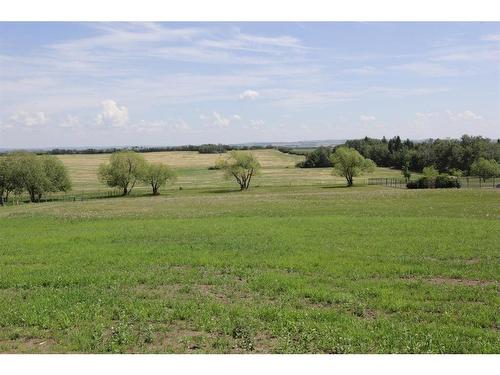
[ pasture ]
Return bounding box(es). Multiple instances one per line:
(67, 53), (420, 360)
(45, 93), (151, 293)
(55, 149), (404, 192)
(0, 150), (498, 353)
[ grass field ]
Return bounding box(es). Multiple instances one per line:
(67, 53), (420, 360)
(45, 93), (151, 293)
(55, 149), (405, 192)
(0, 151), (499, 353)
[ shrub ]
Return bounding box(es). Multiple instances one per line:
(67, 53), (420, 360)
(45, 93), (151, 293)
(435, 175), (461, 188)
(407, 175), (460, 189)
(297, 147), (333, 168)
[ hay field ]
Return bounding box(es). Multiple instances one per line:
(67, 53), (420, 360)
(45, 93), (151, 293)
(56, 149), (404, 192)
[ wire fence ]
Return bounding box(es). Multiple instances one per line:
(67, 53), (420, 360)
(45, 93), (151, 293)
(367, 177), (409, 189)
(0, 187), (152, 206)
(2, 176), (499, 206)
(368, 177), (499, 189)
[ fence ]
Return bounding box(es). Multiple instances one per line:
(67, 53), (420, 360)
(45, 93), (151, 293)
(368, 177), (499, 189)
(0, 187), (152, 206)
(457, 177), (498, 189)
(367, 178), (408, 189)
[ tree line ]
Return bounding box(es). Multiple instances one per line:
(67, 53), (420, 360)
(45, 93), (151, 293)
(0, 152), (71, 203)
(1, 144), (275, 156)
(297, 134), (500, 178)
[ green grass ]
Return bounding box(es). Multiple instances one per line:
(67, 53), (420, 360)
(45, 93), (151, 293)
(0, 185), (498, 353)
(53, 149), (405, 192)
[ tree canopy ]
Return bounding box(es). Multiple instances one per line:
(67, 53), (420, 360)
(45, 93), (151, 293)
(329, 147), (376, 186)
(343, 135), (500, 174)
(470, 158), (500, 181)
(141, 163), (176, 195)
(0, 152), (71, 203)
(98, 151), (147, 195)
(217, 151), (261, 190)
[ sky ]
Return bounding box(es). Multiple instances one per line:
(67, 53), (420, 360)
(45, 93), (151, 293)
(0, 22), (499, 148)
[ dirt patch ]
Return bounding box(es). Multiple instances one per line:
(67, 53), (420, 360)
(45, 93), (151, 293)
(0, 337), (56, 353)
(403, 276), (497, 287)
(465, 257), (481, 265)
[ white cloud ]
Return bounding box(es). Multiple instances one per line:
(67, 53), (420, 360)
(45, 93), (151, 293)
(360, 115), (376, 122)
(244, 119), (265, 130)
(134, 119), (190, 133)
(239, 89), (260, 100)
(341, 66), (377, 75)
(96, 99), (129, 127)
(415, 110), (484, 123)
(391, 62), (461, 77)
(481, 34), (500, 42)
(3, 111), (48, 128)
(446, 110), (483, 121)
(201, 112), (241, 128)
(59, 114), (80, 128)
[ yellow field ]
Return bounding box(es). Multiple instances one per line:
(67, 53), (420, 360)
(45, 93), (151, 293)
(56, 149), (404, 192)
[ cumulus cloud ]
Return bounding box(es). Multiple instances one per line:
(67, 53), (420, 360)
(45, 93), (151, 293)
(59, 114), (80, 128)
(360, 115), (376, 122)
(96, 99), (129, 127)
(2, 111), (48, 128)
(201, 112), (241, 128)
(239, 89), (260, 100)
(446, 110), (483, 121)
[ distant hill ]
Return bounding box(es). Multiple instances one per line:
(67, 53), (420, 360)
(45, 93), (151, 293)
(234, 140), (346, 148)
(0, 139), (348, 154)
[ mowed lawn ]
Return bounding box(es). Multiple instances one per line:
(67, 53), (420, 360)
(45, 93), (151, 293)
(0, 185), (499, 353)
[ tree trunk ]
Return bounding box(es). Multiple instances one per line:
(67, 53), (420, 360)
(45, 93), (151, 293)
(347, 175), (353, 187)
(122, 186), (128, 196)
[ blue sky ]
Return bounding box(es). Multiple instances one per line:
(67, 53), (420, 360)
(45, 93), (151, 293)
(0, 22), (499, 148)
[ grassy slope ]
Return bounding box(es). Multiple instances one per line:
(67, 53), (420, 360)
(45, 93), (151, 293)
(0, 186), (498, 353)
(55, 149), (405, 192)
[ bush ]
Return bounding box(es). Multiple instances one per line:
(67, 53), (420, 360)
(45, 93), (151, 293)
(407, 175), (460, 189)
(297, 147), (333, 168)
(198, 144), (228, 154)
(435, 175), (461, 188)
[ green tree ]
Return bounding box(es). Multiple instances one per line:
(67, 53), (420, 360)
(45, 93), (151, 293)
(422, 166), (439, 179)
(141, 163), (176, 195)
(0, 155), (18, 203)
(98, 151), (147, 195)
(402, 163), (412, 183)
(5, 152), (71, 202)
(329, 147), (376, 187)
(41, 155), (72, 195)
(217, 151), (261, 190)
(470, 158), (500, 181)
(297, 146), (333, 168)
(448, 168), (463, 177)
